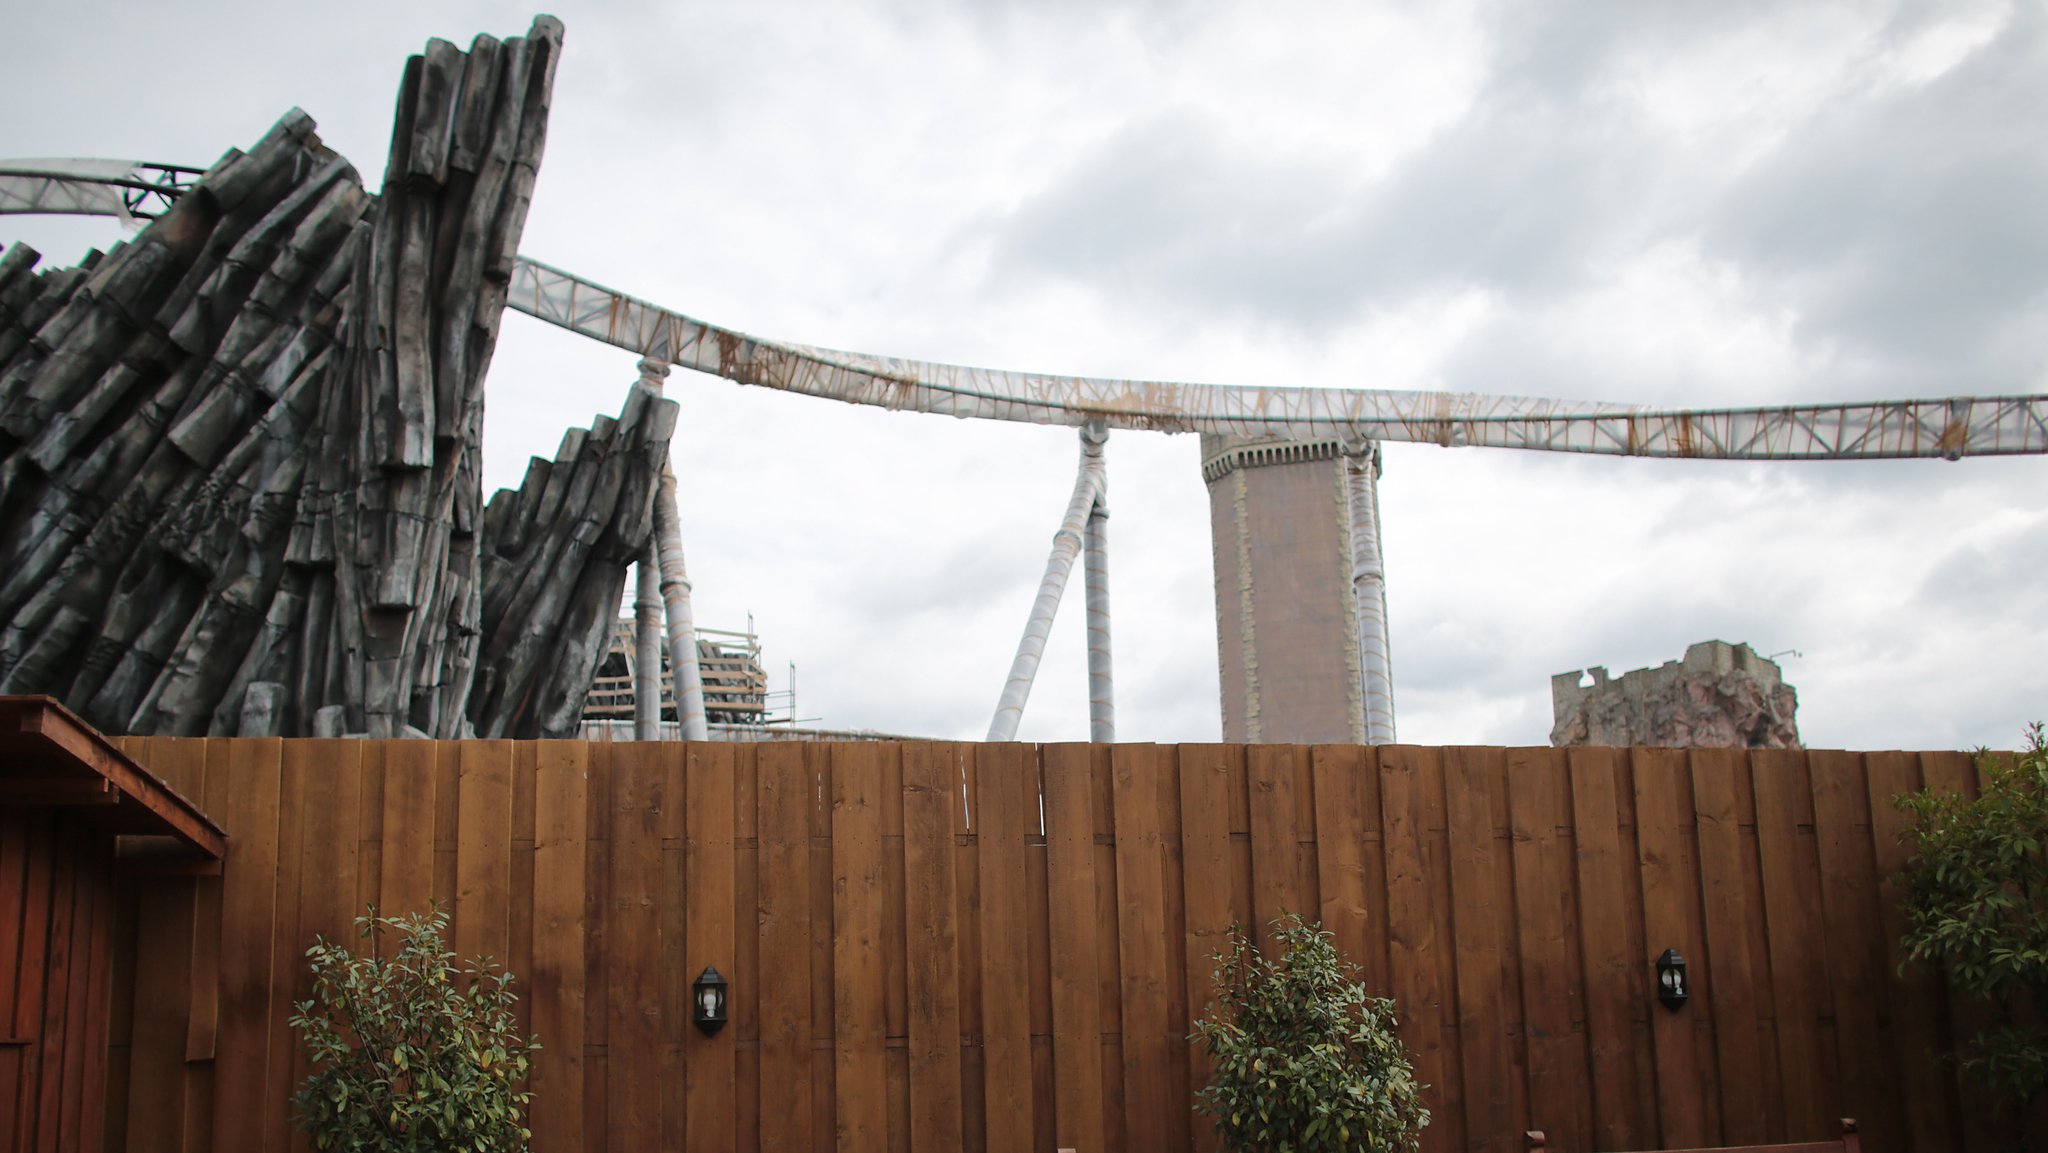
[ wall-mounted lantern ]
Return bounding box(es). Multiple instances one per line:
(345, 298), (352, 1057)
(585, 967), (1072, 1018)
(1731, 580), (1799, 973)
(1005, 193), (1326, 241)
(692, 966), (729, 1035)
(1655, 948), (1688, 1011)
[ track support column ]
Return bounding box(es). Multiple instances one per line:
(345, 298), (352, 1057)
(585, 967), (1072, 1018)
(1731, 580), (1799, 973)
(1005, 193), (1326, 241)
(636, 357), (710, 741)
(1343, 437), (1395, 744)
(1081, 422), (1114, 742)
(986, 427), (1107, 742)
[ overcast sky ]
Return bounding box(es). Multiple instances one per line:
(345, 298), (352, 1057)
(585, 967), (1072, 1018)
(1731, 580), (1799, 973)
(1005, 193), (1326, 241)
(8, 0), (2046, 749)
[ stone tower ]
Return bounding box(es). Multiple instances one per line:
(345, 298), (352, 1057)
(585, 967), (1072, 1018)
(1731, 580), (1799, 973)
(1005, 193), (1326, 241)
(1202, 433), (1391, 744)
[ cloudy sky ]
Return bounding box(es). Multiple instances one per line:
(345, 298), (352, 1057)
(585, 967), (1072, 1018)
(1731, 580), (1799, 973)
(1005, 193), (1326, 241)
(8, 0), (2046, 749)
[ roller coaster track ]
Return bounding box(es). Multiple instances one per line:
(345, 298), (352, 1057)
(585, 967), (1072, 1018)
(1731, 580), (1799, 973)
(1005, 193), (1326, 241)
(7, 159), (2044, 462)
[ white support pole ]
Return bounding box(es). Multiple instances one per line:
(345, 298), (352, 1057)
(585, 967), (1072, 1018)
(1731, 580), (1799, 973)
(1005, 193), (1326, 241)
(1080, 422), (1114, 743)
(1343, 438), (1396, 744)
(987, 432), (1105, 742)
(633, 356), (710, 741)
(653, 463), (709, 742)
(633, 544), (664, 740)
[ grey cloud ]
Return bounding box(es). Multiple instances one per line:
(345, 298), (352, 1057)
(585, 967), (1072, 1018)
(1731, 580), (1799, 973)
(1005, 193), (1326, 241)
(987, 99), (1656, 330)
(1705, 6), (2048, 394)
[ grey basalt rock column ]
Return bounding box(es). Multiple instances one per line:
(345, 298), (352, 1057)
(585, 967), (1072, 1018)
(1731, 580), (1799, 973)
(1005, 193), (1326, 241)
(0, 18), (584, 738)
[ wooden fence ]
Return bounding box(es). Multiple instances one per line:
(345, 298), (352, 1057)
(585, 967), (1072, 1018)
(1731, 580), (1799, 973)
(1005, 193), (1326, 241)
(99, 739), (2015, 1153)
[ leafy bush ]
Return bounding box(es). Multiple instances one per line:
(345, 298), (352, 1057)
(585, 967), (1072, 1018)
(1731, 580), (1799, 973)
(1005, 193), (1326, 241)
(289, 907), (539, 1152)
(1895, 725), (2048, 1112)
(1192, 912), (1429, 1152)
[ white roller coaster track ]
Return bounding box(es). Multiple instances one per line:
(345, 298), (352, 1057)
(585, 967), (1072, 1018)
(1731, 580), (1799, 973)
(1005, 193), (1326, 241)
(504, 256), (2048, 462)
(7, 161), (2041, 460)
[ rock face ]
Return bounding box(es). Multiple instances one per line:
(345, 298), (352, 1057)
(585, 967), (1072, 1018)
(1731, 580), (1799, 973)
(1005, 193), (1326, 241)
(1551, 640), (1800, 749)
(0, 19), (673, 739)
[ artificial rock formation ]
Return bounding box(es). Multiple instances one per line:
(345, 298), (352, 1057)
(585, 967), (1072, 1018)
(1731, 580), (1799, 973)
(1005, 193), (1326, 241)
(472, 389), (676, 739)
(1550, 640), (1800, 749)
(0, 18), (663, 739)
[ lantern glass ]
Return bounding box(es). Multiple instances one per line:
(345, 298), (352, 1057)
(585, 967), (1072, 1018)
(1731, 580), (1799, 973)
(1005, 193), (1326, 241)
(692, 966), (729, 1035)
(1655, 948), (1688, 1011)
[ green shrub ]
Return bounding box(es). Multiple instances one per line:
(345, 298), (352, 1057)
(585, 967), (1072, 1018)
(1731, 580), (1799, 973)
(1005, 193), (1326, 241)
(1895, 725), (2048, 1113)
(289, 907), (539, 1152)
(1192, 912), (1429, 1153)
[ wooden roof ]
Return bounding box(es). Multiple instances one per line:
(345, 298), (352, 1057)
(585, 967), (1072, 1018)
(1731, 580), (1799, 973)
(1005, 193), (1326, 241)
(0, 696), (226, 864)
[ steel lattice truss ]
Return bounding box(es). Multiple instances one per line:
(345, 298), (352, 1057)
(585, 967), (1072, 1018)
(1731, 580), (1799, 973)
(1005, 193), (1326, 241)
(0, 160), (204, 221)
(7, 160), (2045, 461)
(506, 257), (2048, 461)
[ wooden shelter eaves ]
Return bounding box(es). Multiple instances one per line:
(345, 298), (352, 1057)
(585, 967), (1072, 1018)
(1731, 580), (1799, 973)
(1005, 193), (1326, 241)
(0, 695), (227, 864)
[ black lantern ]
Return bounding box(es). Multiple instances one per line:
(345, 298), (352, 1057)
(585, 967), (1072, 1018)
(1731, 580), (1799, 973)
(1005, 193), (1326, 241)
(1655, 948), (1688, 1011)
(692, 965), (729, 1035)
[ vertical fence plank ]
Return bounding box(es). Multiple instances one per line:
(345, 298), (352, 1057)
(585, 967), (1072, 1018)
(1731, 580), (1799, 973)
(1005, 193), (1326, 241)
(1632, 747), (1717, 1147)
(77, 836), (116, 1153)
(32, 822), (81, 1153)
(835, 742), (890, 1153)
(187, 739), (230, 1068)
(531, 740), (588, 1153)
(974, 743), (1036, 1153)
(1752, 748), (1840, 1140)
(815, 742), (841, 1153)
(880, 744), (912, 1153)
(901, 743), (963, 1153)
(760, 743), (818, 1153)
(1158, 747), (1196, 1153)
(1445, 746), (1517, 1153)
(286, 740), (362, 1149)
(455, 740), (514, 964)
(377, 740), (438, 923)
(1807, 750), (1904, 1153)
(1310, 745), (1372, 976)
(1089, 743), (1125, 1153)
(0, 810), (35, 1151)
(258, 739), (313, 1153)
(686, 742), (739, 1152)
(509, 743), (537, 1048)
(1692, 748), (1771, 1144)
(608, 742), (665, 1153)
(1866, 750), (1963, 1153)
(734, 746), (763, 1153)
(1044, 743), (1105, 1153)
(1246, 745), (1308, 950)
(663, 742), (688, 1153)
(1378, 745), (1460, 1153)
(49, 825), (97, 1153)
(1508, 746), (1593, 1152)
(1567, 746), (1655, 1150)
(580, 742), (611, 1153)
(124, 739), (202, 1153)
(1112, 744), (1173, 1153)
(12, 813), (57, 1153)
(1179, 745), (1238, 1153)
(209, 739), (281, 1153)
(433, 742), (461, 917)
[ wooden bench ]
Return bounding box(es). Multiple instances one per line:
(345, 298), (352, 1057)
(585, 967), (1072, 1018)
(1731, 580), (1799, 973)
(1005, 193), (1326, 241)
(1524, 1118), (1861, 1153)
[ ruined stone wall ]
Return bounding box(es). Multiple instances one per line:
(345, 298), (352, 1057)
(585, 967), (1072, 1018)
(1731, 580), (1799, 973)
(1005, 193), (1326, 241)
(1551, 640), (1800, 748)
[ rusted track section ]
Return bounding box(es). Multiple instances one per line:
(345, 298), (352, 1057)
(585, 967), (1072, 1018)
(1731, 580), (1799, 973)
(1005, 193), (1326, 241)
(505, 256), (2048, 460)
(12, 166), (2044, 460)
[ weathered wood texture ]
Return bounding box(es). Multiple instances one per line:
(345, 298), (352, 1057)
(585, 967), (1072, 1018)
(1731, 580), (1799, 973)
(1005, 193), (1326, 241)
(102, 740), (2018, 1153)
(0, 20), (663, 741)
(0, 808), (117, 1153)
